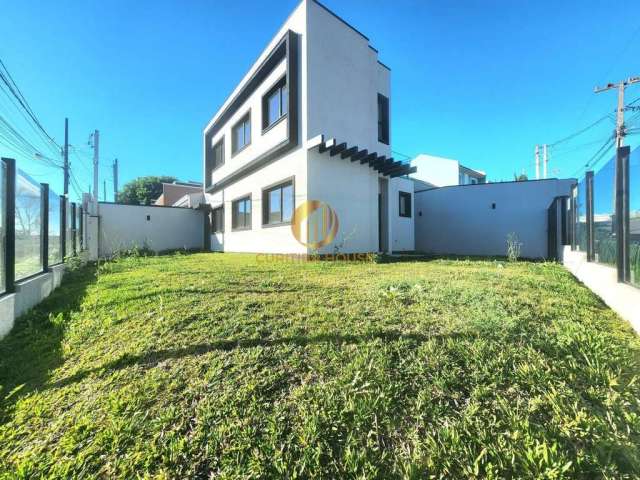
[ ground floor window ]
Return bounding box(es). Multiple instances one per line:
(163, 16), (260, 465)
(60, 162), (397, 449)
(263, 179), (294, 225)
(211, 206), (224, 233)
(399, 191), (412, 218)
(232, 196), (251, 230)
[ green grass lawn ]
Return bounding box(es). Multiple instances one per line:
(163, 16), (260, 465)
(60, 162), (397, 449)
(1, 253), (639, 479)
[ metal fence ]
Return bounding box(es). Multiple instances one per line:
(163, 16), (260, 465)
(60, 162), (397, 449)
(570, 146), (639, 288)
(1, 157), (85, 296)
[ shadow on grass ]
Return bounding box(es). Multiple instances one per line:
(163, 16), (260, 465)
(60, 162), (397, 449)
(46, 330), (469, 391)
(0, 265), (98, 419)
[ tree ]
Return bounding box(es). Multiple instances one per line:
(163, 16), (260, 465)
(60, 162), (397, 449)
(117, 176), (177, 205)
(514, 173), (528, 182)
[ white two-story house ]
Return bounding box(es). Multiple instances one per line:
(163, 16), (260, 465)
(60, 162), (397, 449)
(202, 0), (416, 254)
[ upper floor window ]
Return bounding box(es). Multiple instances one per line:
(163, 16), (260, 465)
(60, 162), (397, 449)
(232, 195), (252, 230)
(232, 112), (251, 155)
(378, 93), (389, 145)
(212, 137), (225, 170)
(211, 206), (224, 233)
(263, 77), (288, 130)
(399, 191), (411, 218)
(263, 179), (294, 225)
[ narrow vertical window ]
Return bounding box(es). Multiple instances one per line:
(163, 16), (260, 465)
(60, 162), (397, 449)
(232, 112), (251, 155)
(378, 93), (389, 145)
(263, 77), (288, 130)
(399, 191), (411, 218)
(232, 196), (252, 230)
(211, 206), (224, 233)
(212, 137), (225, 170)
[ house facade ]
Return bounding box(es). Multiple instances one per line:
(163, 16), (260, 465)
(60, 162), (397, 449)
(202, 0), (415, 254)
(411, 154), (486, 187)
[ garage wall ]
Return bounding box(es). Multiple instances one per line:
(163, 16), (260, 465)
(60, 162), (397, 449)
(98, 203), (204, 257)
(414, 179), (575, 259)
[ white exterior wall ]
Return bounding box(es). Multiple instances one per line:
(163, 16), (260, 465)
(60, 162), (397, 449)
(414, 179), (575, 259)
(204, 1), (308, 254)
(389, 177), (415, 252)
(208, 150), (308, 254)
(306, 0), (390, 157)
(410, 154), (460, 187)
(201, 0), (410, 254)
(98, 203), (204, 257)
(304, 0), (392, 253)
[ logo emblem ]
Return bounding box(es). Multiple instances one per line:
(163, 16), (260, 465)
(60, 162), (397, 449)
(291, 200), (339, 248)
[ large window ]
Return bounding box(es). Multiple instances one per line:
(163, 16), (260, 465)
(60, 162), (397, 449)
(48, 192), (62, 265)
(211, 206), (224, 233)
(232, 112), (251, 155)
(399, 191), (412, 218)
(263, 77), (288, 130)
(15, 170), (42, 280)
(0, 161), (5, 293)
(378, 93), (389, 145)
(212, 137), (225, 171)
(263, 179), (294, 225)
(232, 196), (251, 231)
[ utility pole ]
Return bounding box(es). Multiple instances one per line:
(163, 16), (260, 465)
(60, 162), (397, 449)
(543, 144), (548, 179)
(90, 129), (99, 200)
(103, 180), (107, 201)
(594, 76), (640, 148)
(113, 158), (118, 201)
(535, 145), (540, 180)
(63, 118), (69, 196)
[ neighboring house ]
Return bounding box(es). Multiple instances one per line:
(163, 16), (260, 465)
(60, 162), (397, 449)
(202, 0), (415, 254)
(154, 181), (202, 206)
(410, 154), (486, 187)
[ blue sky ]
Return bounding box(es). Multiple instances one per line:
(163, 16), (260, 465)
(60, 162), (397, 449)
(1, 0), (640, 202)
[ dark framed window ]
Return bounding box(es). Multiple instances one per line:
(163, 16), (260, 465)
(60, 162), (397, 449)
(212, 137), (225, 171)
(262, 179), (294, 226)
(399, 191), (411, 218)
(232, 112), (251, 155)
(262, 77), (288, 130)
(378, 93), (389, 145)
(211, 206), (224, 233)
(232, 196), (251, 230)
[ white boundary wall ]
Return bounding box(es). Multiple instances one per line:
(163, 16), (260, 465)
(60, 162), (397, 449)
(0, 262), (74, 339)
(414, 179), (575, 259)
(98, 203), (204, 257)
(563, 247), (640, 333)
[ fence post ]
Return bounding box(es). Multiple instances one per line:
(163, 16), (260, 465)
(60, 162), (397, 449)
(2, 158), (16, 294)
(547, 198), (558, 260)
(570, 185), (577, 250)
(60, 195), (66, 262)
(41, 183), (49, 272)
(586, 171), (595, 261)
(71, 202), (76, 256)
(79, 206), (83, 251)
(616, 146), (631, 282)
(560, 196), (569, 245)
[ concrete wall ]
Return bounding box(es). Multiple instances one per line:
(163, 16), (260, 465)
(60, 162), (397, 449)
(389, 176), (415, 252)
(98, 203), (204, 257)
(415, 179), (575, 259)
(306, 0), (390, 157)
(563, 247), (640, 333)
(0, 263), (71, 340)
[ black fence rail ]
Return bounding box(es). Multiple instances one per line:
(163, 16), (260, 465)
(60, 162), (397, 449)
(1, 157), (85, 296)
(564, 146), (638, 288)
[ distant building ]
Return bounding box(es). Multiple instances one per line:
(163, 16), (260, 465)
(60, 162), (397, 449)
(410, 154), (486, 188)
(154, 181), (202, 206)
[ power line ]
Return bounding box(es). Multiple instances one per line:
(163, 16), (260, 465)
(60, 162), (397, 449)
(548, 114), (614, 148)
(0, 57), (61, 150)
